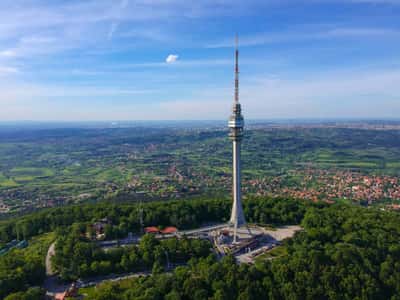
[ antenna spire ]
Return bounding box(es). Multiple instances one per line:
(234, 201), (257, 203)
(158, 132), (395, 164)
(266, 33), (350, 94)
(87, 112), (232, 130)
(234, 34), (239, 104)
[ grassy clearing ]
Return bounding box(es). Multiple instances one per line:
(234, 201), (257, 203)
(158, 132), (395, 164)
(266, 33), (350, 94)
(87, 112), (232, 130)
(387, 162), (400, 169)
(9, 167), (54, 183)
(316, 161), (378, 169)
(10, 167), (54, 177)
(3, 232), (55, 261)
(25, 232), (56, 258)
(256, 246), (287, 262)
(338, 162), (378, 168)
(79, 286), (96, 298)
(0, 172), (18, 188)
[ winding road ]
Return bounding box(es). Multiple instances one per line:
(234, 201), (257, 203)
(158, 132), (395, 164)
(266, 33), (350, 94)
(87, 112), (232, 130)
(45, 242), (56, 276)
(43, 240), (176, 294)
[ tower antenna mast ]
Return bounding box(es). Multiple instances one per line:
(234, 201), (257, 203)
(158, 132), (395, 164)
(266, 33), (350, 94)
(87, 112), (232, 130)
(235, 33), (239, 104)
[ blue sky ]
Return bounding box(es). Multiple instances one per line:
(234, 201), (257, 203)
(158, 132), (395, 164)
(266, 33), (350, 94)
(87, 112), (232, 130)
(0, 0), (399, 121)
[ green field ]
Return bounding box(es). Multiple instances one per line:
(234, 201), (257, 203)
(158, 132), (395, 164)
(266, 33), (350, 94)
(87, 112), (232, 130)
(9, 167), (55, 183)
(0, 173), (18, 188)
(255, 245), (288, 263)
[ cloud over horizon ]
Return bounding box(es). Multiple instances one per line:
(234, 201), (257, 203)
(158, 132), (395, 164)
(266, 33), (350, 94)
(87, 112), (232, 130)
(165, 54), (179, 64)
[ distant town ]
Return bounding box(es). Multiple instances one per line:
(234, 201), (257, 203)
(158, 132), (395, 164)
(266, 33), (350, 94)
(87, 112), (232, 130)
(1, 121), (400, 215)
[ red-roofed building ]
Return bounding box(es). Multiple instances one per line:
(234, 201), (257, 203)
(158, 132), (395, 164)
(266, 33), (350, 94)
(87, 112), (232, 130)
(160, 226), (178, 234)
(145, 226), (159, 234)
(54, 292), (67, 300)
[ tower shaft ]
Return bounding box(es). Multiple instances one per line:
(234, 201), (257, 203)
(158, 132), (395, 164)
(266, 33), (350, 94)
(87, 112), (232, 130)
(230, 140), (246, 226)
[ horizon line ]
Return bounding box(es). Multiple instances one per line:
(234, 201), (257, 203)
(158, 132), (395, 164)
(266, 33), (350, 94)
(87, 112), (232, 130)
(1, 118), (400, 123)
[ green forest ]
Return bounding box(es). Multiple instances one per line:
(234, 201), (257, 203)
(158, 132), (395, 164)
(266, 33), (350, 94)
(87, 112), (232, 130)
(0, 197), (306, 299)
(1, 196), (400, 299)
(86, 205), (400, 300)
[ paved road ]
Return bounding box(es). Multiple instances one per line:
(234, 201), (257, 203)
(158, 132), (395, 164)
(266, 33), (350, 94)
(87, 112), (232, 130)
(45, 242), (56, 276)
(180, 223), (228, 235)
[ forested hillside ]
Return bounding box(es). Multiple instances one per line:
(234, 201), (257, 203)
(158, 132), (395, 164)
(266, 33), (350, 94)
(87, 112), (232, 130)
(87, 205), (400, 300)
(2, 197), (400, 299)
(0, 197), (306, 298)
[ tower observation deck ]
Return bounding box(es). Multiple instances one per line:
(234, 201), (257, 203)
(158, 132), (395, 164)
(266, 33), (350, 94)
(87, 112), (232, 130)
(229, 36), (247, 243)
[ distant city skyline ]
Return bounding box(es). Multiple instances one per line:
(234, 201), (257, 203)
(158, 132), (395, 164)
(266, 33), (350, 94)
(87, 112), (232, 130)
(0, 0), (400, 121)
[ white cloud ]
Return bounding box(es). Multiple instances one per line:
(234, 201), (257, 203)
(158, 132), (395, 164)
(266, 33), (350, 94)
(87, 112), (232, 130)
(0, 50), (16, 57)
(166, 54), (179, 64)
